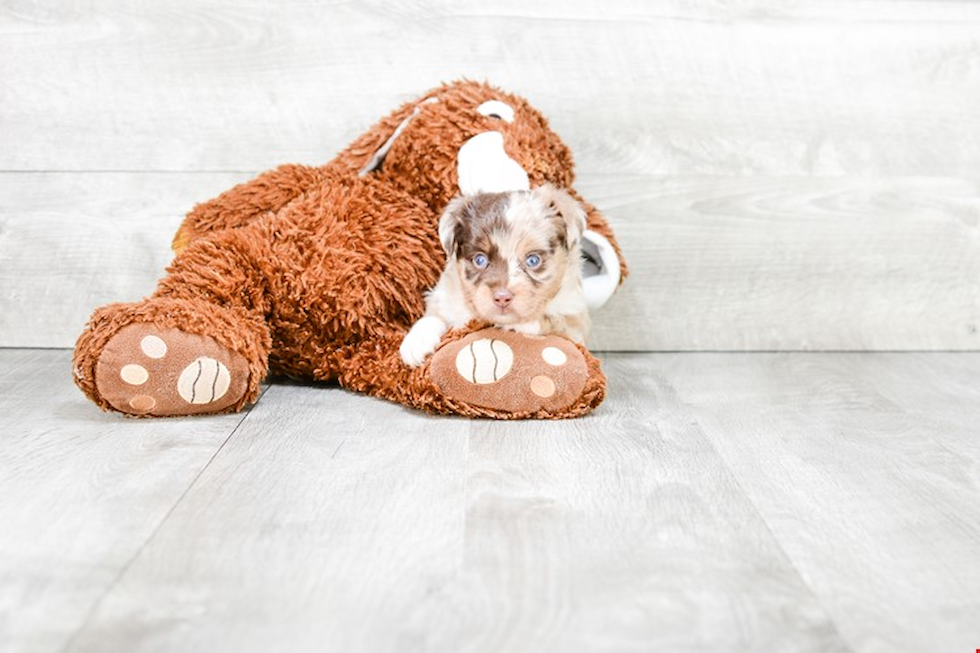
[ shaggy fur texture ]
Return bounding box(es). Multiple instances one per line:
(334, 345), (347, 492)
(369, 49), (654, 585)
(72, 80), (626, 419)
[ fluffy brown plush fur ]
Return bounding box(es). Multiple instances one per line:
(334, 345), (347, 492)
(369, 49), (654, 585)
(72, 80), (626, 419)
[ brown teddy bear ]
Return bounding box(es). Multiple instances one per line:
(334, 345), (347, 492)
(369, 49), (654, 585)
(72, 80), (627, 419)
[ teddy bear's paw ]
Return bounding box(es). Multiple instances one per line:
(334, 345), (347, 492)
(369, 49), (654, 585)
(429, 328), (589, 416)
(94, 324), (250, 416)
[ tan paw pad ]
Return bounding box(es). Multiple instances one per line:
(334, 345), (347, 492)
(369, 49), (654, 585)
(129, 395), (157, 412)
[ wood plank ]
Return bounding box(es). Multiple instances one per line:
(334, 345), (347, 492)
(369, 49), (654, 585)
(662, 352), (980, 653)
(3, 173), (979, 351)
(410, 357), (850, 652)
(63, 357), (849, 653)
(63, 382), (475, 653)
(0, 349), (250, 653)
(579, 175), (980, 351)
(2, 1), (980, 175)
(0, 172), (252, 348)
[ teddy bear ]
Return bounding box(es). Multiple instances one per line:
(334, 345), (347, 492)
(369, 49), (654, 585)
(72, 80), (627, 419)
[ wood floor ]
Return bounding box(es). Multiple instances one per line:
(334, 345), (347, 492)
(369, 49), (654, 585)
(3, 349), (978, 653)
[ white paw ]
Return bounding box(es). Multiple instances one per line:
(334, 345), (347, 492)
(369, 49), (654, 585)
(400, 316), (448, 367)
(509, 321), (543, 336)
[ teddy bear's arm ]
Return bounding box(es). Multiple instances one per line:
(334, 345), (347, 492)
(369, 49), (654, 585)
(569, 190), (629, 284)
(332, 326), (605, 419)
(172, 163), (326, 252)
(563, 190), (628, 311)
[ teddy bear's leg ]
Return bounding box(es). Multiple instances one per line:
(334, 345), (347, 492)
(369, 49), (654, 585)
(73, 230), (273, 417)
(336, 327), (606, 419)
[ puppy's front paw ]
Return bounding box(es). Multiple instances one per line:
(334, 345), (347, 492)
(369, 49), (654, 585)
(509, 321), (543, 336)
(400, 316), (448, 367)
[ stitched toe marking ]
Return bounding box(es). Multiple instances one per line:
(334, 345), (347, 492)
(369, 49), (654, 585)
(455, 338), (514, 384)
(177, 357), (231, 404)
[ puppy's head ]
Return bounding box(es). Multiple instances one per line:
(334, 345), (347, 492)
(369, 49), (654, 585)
(438, 184), (586, 325)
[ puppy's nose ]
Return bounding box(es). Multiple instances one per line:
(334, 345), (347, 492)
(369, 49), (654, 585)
(493, 290), (513, 308)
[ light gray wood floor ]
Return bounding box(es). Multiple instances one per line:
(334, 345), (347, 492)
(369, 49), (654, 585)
(2, 349), (978, 653)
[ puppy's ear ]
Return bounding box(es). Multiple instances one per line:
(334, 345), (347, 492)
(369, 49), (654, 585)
(534, 183), (586, 248)
(438, 195), (470, 257)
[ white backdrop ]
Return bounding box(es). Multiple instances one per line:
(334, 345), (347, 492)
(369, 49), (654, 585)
(2, 0), (979, 350)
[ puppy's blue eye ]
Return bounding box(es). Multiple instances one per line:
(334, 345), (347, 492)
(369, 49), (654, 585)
(525, 253), (542, 269)
(473, 253), (489, 269)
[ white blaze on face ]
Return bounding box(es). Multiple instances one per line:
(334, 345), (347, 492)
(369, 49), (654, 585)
(457, 131), (530, 196)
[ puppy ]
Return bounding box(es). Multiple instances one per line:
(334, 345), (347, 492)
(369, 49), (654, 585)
(400, 184), (589, 367)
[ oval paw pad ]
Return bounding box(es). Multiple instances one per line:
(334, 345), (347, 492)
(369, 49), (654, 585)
(177, 357), (232, 404)
(454, 338), (514, 384)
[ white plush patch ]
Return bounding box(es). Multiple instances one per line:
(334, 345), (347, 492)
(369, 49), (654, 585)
(457, 131), (530, 196)
(477, 100), (515, 123)
(400, 316), (448, 367)
(581, 229), (622, 310)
